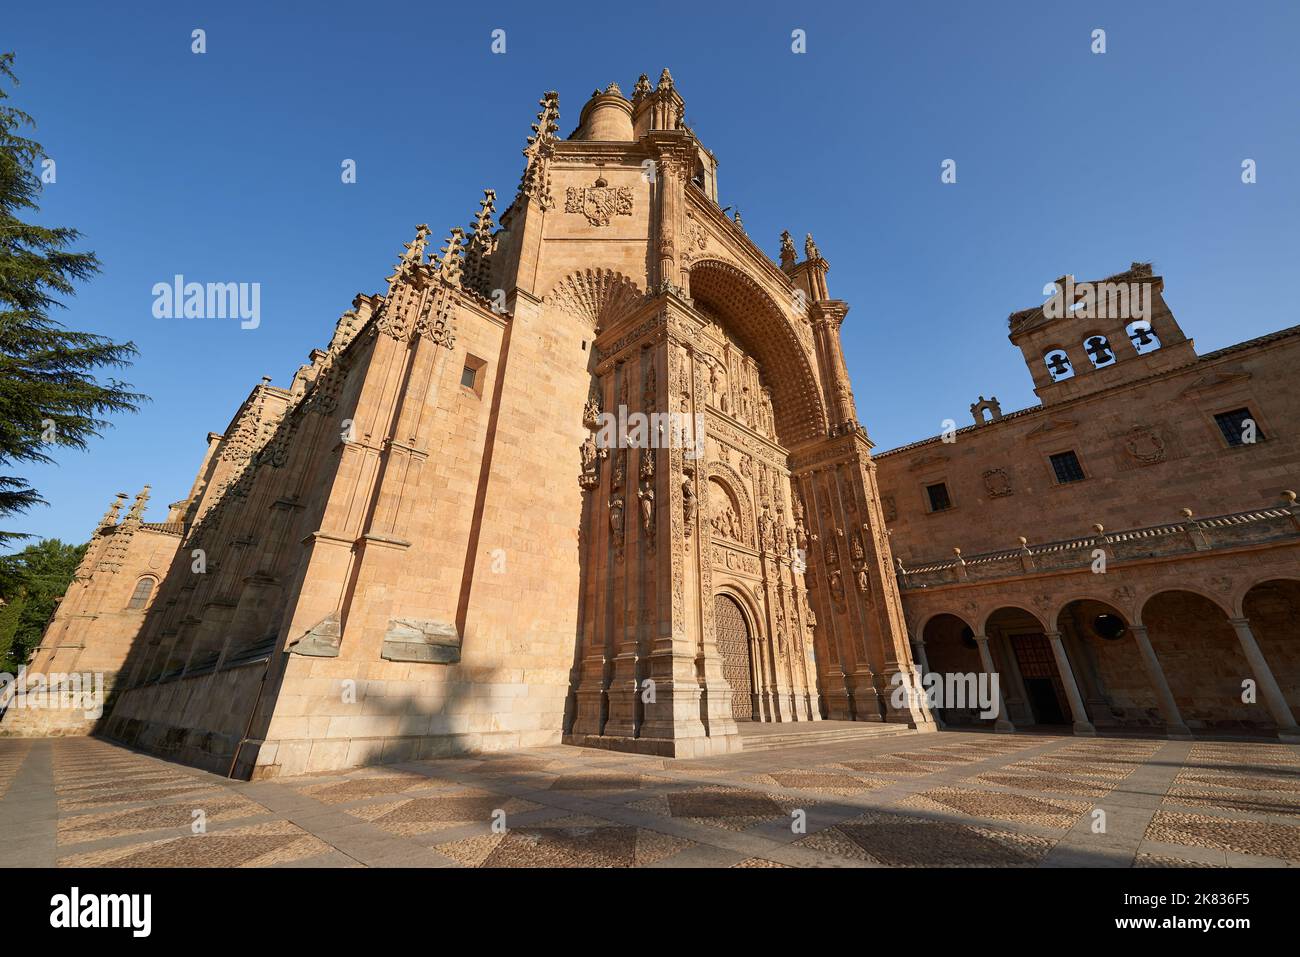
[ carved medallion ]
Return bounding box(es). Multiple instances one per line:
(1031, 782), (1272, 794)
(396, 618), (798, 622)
(982, 467), (1014, 498)
(1123, 425), (1166, 465)
(564, 176), (633, 227)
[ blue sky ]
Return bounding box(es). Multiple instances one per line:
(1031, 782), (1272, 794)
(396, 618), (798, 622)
(4, 0), (1297, 546)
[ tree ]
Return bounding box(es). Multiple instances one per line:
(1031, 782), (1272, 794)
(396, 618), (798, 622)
(0, 52), (144, 542)
(0, 537), (86, 670)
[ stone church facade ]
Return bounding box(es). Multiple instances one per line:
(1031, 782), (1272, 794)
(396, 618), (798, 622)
(2, 73), (929, 775)
(4, 76), (1296, 774)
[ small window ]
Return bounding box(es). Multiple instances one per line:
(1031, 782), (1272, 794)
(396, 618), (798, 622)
(925, 482), (952, 512)
(1082, 335), (1117, 368)
(459, 354), (487, 398)
(1043, 349), (1074, 382)
(1126, 320), (1161, 354)
(1092, 614), (1127, 640)
(1049, 450), (1086, 484)
(127, 577), (155, 610)
(1215, 407), (1262, 447)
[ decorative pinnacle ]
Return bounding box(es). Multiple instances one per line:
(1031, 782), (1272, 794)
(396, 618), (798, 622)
(804, 232), (821, 261)
(125, 486), (151, 522)
(779, 230), (796, 269)
(657, 68), (674, 91)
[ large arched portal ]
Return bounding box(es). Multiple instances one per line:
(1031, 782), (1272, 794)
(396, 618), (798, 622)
(714, 593), (756, 721)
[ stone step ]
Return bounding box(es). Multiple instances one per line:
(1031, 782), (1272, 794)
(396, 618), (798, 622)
(739, 724), (918, 752)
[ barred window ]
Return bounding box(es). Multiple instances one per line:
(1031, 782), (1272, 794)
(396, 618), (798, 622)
(1214, 407), (1261, 447)
(127, 577), (155, 610)
(1050, 450), (1085, 484)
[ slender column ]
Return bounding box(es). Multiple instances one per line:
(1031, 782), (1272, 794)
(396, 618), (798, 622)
(972, 633), (1015, 733)
(1229, 617), (1300, 741)
(1045, 630), (1096, 736)
(909, 632), (942, 729)
(1130, 623), (1192, 739)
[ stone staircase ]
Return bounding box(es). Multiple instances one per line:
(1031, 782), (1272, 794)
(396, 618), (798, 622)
(737, 720), (919, 753)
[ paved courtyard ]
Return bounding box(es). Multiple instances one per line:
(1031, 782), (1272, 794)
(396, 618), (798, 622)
(1, 729), (1298, 868)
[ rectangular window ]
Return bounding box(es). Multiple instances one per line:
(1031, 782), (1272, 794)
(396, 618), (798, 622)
(925, 482), (952, 512)
(1050, 450), (1086, 484)
(460, 365), (477, 389)
(1214, 407), (1262, 447)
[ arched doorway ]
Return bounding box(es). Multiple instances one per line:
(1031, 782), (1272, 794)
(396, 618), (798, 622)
(714, 593), (755, 721)
(986, 606), (1069, 727)
(919, 613), (984, 726)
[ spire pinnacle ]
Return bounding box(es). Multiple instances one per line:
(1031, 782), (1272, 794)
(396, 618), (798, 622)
(125, 486), (151, 523)
(464, 189), (498, 297)
(436, 227), (466, 285)
(518, 91), (560, 209)
(779, 230), (796, 269)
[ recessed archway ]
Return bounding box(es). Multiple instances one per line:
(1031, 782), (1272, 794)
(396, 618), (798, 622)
(1056, 598), (1159, 730)
(986, 605), (1068, 727)
(1141, 590), (1264, 734)
(1241, 579), (1300, 716)
(918, 613), (985, 726)
(689, 259), (827, 446)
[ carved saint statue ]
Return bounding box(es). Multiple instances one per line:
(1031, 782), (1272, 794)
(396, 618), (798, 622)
(638, 485), (655, 533)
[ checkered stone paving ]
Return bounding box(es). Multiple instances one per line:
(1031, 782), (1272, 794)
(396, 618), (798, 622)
(899, 786), (1092, 830)
(631, 784), (811, 832)
(345, 789), (543, 837)
(2, 731), (1297, 867)
(1144, 810), (1300, 862)
(796, 809), (1056, 867)
(434, 814), (692, 868)
(59, 820), (331, 868)
(746, 769), (889, 795)
(58, 793), (267, 844)
(293, 770), (444, 805)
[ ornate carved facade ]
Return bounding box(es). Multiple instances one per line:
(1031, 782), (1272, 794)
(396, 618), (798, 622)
(2, 72), (933, 770)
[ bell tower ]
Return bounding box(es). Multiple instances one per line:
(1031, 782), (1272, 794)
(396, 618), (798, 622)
(1009, 262), (1197, 405)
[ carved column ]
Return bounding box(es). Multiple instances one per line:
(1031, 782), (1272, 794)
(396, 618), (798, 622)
(1228, 617), (1300, 741)
(1045, 630), (1096, 736)
(972, 633), (1016, 732)
(1129, 623), (1193, 738)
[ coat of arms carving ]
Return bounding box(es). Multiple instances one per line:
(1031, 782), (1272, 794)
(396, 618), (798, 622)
(1123, 425), (1166, 465)
(565, 176), (633, 227)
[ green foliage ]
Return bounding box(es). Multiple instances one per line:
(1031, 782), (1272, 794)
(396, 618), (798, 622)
(0, 536), (85, 670)
(0, 52), (145, 541)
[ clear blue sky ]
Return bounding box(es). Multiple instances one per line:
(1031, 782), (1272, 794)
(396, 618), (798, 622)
(5, 0), (1297, 546)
